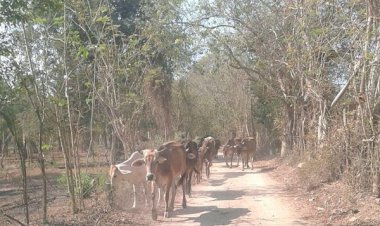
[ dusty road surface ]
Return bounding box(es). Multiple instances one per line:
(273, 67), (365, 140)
(154, 156), (315, 226)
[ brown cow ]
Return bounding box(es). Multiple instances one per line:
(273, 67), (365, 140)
(194, 148), (203, 183)
(132, 141), (187, 220)
(223, 138), (238, 168)
(222, 145), (236, 168)
(236, 137), (256, 171)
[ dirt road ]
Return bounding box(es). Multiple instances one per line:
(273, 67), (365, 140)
(155, 157), (314, 226)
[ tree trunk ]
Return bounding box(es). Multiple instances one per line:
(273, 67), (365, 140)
(55, 106), (78, 213)
(317, 101), (327, 147)
(110, 131), (116, 164)
(373, 170), (380, 197)
(0, 113), (29, 224)
(281, 103), (294, 157)
(18, 142), (29, 225)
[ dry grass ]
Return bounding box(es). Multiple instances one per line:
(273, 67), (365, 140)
(269, 156), (380, 226)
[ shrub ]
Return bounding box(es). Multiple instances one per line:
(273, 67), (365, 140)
(298, 147), (345, 191)
(57, 172), (95, 199)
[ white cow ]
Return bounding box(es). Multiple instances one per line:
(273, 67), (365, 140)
(109, 151), (149, 208)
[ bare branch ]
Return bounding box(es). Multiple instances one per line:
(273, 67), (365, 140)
(330, 60), (362, 108)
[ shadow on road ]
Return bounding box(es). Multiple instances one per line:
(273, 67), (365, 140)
(210, 190), (245, 200)
(174, 205), (250, 226)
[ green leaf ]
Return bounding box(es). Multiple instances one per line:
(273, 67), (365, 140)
(32, 17), (47, 24)
(95, 16), (110, 24)
(42, 144), (51, 152)
(52, 16), (64, 26)
(77, 46), (89, 59)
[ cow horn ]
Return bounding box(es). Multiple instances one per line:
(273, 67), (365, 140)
(157, 147), (167, 153)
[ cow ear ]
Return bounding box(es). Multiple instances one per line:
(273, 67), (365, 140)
(156, 156), (167, 164)
(131, 159), (145, 167)
(187, 153), (196, 160)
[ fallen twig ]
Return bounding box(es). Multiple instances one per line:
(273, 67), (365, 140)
(0, 209), (26, 226)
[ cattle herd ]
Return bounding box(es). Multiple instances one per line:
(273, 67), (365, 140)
(109, 136), (256, 220)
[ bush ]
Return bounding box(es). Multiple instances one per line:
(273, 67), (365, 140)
(298, 148), (345, 191)
(57, 172), (96, 199)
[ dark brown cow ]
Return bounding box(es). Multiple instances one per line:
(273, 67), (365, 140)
(199, 136), (216, 179)
(232, 137), (242, 166)
(132, 141), (187, 220)
(236, 137), (256, 171)
(182, 140), (199, 197)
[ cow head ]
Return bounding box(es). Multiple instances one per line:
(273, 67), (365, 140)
(184, 140), (198, 160)
(109, 151), (146, 185)
(132, 149), (167, 181)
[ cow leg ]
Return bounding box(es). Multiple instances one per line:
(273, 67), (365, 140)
(196, 168), (201, 183)
(132, 184), (137, 208)
(181, 177), (187, 208)
(199, 162), (203, 182)
(241, 153), (245, 171)
(205, 161), (209, 179)
(151, 182), (158, 220)
(157, 186), (161, 207)
(187, 170), (193, 197)
(164, 180), (172, 218)
(207, 162), (211, 179)
(170, 182), (176, 211)
(143, 182), (148, 207)
(250, 153), (254, 170)
(230, 152), (233, 168)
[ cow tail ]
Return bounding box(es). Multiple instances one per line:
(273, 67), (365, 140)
(193, 167), (200, 175)
(177, 172), (187, 187)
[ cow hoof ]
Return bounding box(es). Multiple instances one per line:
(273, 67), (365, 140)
(164, 211), (170, 218)
(152, 210), (158, 220)
(182, 202), (187, 208)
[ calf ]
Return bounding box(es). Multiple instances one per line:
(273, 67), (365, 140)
(132, 141), (187, 220)
(236, 137), (256, 171)
(109, 151), (148, 208)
